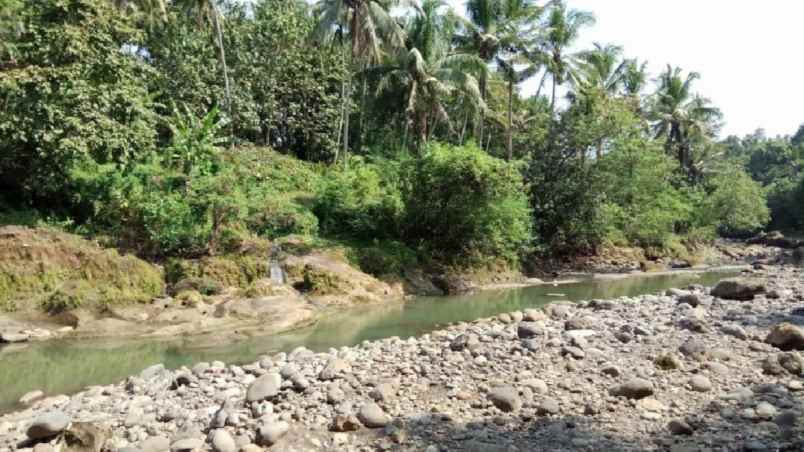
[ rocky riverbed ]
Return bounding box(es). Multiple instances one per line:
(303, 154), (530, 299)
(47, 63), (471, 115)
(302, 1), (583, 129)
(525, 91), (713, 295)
(3, 265), (804, 452)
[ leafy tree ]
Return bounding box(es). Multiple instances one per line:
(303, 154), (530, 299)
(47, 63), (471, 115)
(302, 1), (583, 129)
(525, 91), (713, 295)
(792, 123), (804, 148)
(174, 0), (233, 128)
(0, 0), (158, 204)
(401, 142), (532, 264)
(0, 0), (24, 64)
(227, 0), (345, 160)
(698, 165), (770, 237)
(597, 134), (694, 248)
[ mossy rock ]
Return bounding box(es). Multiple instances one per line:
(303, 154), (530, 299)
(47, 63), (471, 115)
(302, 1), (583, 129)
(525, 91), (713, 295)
(166, 254), (268, 290)
(238, 278), (278, 298)
(0, 226), (164, 313)
(175, 290), (204, 307)
(171, 277), (223, 296)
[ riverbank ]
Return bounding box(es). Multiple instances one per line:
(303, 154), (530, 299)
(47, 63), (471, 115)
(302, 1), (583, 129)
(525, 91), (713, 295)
(3, 265), (803, 451)
(1, 225), (787, 349)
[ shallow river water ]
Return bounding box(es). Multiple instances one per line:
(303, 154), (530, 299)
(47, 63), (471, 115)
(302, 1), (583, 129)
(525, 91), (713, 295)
(0, 270), (738, 413)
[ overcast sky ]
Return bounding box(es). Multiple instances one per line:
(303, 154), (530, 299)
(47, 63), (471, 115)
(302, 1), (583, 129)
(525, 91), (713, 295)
(445, 0), (804, 138)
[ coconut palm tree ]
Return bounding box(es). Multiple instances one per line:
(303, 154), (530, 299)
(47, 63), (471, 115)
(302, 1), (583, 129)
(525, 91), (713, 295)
(458, 0), (543, 146)
(621, 58), (648, 97)
(497, 54), (540, 159)
(651, 65), (722, 180)
(575, 43), (626, 94)
(538, 0), (594, 113)
(314, 0), (415, 162)
(367, 0), (486, 151)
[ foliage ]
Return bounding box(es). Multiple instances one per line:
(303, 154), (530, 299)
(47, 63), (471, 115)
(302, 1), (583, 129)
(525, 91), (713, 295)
(697, 166), (770, 237)
(597, 135), (694, 248)
(0, 0), (158, 204)
(401, 142), (532, 264)
(314, 158), (404, 239)
(722, 131), (803, 230)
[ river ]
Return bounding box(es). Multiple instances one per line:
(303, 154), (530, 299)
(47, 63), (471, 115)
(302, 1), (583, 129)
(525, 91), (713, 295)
(0, 269), (737, 413)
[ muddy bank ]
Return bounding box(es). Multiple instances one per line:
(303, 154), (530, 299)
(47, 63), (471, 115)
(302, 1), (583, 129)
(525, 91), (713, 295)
(3, 265), (804, 451)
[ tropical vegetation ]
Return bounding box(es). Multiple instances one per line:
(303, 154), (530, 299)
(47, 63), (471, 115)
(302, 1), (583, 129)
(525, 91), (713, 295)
(0, 0), (794, 282)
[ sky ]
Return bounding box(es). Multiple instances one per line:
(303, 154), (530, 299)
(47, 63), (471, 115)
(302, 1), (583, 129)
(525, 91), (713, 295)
(446, 0), (804, 138)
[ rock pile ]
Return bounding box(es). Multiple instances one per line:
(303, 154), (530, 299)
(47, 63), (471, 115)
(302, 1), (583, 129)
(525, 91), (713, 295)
(3, 266), (804, 451)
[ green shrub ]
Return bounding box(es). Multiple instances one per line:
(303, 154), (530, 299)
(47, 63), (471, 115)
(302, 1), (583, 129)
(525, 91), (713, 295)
(0, 0), (158, 204)
(401, 143), (533, 264)
(314, 158), (404, 239)
(349, 240), (419, 277)
(699, 166), (770, 237)
(248, 196), (319, 239)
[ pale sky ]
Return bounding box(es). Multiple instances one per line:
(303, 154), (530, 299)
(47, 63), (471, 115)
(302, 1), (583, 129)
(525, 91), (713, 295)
(446, 0), (804, 138)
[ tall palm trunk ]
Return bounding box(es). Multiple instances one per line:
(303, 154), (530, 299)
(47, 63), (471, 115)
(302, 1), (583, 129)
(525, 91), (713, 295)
(550, 77), (557, 114)
(477, 74), (486, 146)
(210, 4), (232, 142)
(418, 110), (428, 152)
(507, 78), (513, 160)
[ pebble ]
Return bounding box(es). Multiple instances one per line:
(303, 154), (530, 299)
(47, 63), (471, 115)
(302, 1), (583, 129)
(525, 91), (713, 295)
(357, 403), (391, 428)
(488, 386), (522, 412)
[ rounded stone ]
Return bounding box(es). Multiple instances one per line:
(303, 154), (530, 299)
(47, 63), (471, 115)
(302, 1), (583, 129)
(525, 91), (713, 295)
(689, 375), (712, 392)
(210, 429), (237, 452)
(357, 402), (391, 428)
(26, 411), (71, 440)
(246, 373), (281, 402)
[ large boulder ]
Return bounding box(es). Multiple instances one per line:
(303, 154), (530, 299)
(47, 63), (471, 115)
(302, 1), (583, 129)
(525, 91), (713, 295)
(488, 386), (522, 412)
(26, 411), (71, 440)
(766, 323), (804, 351)
(711, 278), (765, 300)
(246, 373), (282, 402)
(749, 231), (801, 249)
(357, 403), (391, 428)
(59, 422), (110, 452)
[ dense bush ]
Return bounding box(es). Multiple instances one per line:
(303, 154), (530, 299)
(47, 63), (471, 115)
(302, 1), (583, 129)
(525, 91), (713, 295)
(0, 0), (158, 203)
(401, 143), (533, 264)
(314, 159), (404, 239)
(698, 166), (770, 237)
(597, 135), (695, 248)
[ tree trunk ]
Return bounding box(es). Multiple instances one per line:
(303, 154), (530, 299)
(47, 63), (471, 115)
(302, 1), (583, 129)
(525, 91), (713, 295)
(507, 78), (513, 160)
(460, 109), (469, 144)
(418, 110), (428, 153)
(334, 75), (346, 164)
(210, 5), (233, 145)
(596, 139), (603, 160)
(550, 77), (557, 114)
(356, 77), (367, 154)
(478, 74), (486, 146)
